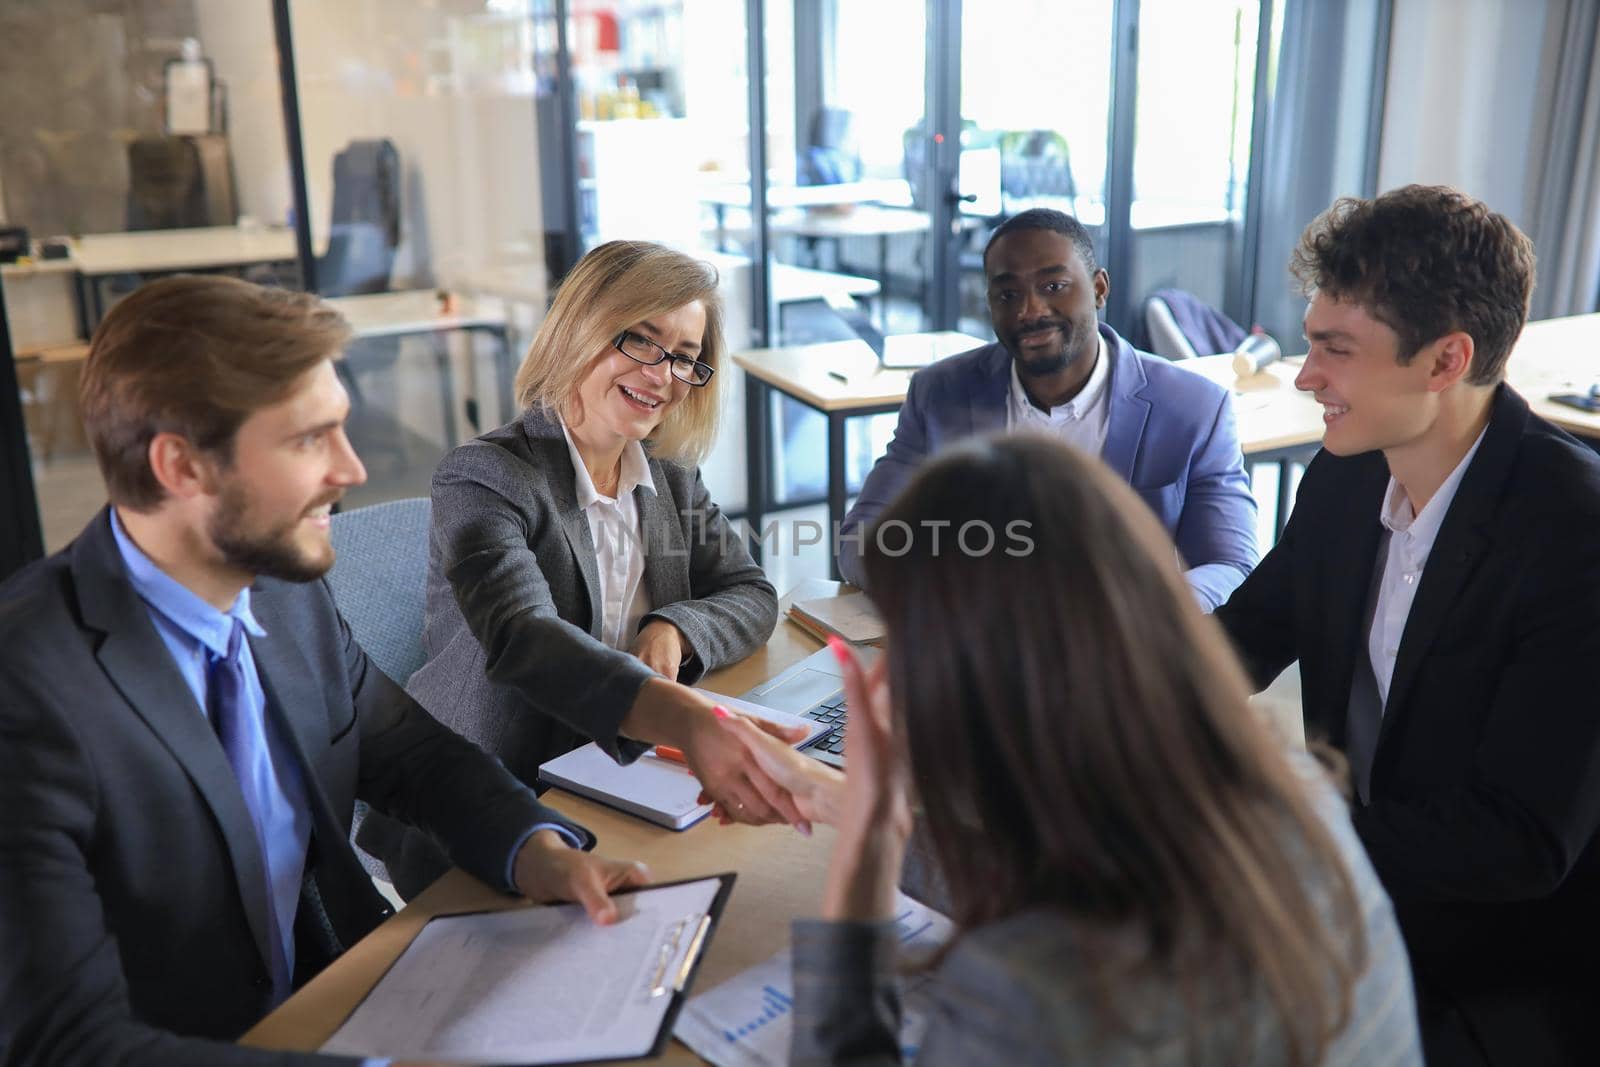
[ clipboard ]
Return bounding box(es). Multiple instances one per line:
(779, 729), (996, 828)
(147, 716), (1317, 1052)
(321, 872), (737, 1065)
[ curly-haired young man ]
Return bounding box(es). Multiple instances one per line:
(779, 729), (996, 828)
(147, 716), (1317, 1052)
(1216, 185), (1600, 1066)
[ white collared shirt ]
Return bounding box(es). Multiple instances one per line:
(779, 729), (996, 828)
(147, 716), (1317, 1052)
(1005, 331), (1112, 456)
(559, 420), (657, 651)
(1367, 427), (1488, 706)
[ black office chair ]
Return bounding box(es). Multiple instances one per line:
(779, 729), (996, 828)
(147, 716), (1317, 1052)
(317, 139), (401, 298)
(126, 134), (237, 231)
(316, 140), (406, 461)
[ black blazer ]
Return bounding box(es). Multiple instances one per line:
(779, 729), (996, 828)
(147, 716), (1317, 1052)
(0, 509), (591, 1066)
(1216, 386), (1600, 1063)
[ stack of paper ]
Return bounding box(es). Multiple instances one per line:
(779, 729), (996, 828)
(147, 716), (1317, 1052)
(674, 893), (954, 1067)
(787, 591), (886, 646)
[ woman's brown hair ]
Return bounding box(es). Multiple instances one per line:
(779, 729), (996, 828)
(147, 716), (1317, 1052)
(514, 240), (725, 464)
(862, 433), (1365, 1066)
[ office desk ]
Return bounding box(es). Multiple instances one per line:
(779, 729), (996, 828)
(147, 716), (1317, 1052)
(769, 206), (932, 329)
(734, 332), (987, 576)
(325, 290), (515, 435)
(1176, 353), (1327, 536)
(1504, 311), (1600, 443)
(700, 177), (913, 252)
(71, 226), (299, 332)
(454, 258), (879, 326)
(242, 581), (842, 1064)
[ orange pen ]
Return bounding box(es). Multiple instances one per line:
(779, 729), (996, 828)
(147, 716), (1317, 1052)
(653, 744), (687, 764)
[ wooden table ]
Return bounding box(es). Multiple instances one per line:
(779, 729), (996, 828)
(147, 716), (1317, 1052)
(1175, 352), (1327, 537)
(734, 332), (987, 575)
(1504, 311), (1600, 443)
(241, 581), (841, 1064)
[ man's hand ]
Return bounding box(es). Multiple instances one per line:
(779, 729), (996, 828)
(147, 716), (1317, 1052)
(631, 620), (688, 681)
(512, 829), (650, 925)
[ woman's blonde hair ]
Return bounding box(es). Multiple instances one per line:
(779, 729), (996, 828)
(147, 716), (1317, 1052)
(514, 240), (725, 463)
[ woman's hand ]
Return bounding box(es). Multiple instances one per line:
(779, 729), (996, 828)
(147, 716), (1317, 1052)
(631, 619), (688, 681)
(682, 703), (812, 830)
(622, 678), (812, 831)
(707, 709), (846, 826)
(821, 637), (912, 922)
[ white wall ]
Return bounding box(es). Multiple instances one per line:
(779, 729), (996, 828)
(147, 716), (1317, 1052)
(1377, 0), (1564, 231)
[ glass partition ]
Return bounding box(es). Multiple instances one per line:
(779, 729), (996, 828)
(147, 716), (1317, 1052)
(0, 0), (295, 549)
(288, 0), (557, 506)
(959, 0), (1116, 341)
(1126, 0), (1263, 340)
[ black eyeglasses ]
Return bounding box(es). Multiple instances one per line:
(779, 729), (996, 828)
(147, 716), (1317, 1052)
(613, 331), (716, 387)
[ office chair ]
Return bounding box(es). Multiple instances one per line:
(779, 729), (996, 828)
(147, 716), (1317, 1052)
(998, 129), (1076, 208)
(1139, 288), (1249, 361)
(326, 496), (431, 683)
(326, 496), (431, 884)
(316, 140), (410, 462)
(126, 134), (237, 230)
(317, 139), (402, 299)
(799, 107), (862, 186)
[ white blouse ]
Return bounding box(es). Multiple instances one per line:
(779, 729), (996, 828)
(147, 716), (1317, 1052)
(559, 420), (656, 651)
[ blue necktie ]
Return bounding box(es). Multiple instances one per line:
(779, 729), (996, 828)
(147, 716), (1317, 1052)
(209, 621), (293, 1003)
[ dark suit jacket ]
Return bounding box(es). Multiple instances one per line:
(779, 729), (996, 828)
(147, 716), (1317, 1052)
(1216, 386), (1600, 1065)
(837, 324), (1258, 610)
(0, 509), (592, 1066)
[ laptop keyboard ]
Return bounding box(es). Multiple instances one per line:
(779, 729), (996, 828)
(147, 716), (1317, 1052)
(803, 696), (849, 755)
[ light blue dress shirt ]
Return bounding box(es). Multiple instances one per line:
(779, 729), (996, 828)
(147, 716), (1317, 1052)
(112, 511), (311, 1000)
(112, 512), (574, 1064)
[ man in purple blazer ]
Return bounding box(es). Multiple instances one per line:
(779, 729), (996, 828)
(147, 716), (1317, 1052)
(838, 209), (1258, 610)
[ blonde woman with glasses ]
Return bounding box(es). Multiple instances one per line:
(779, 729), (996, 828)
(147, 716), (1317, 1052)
(365, 241), (804, 897)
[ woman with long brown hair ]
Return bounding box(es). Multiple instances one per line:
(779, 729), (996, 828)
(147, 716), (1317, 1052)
(720, 433), (1421, 1065)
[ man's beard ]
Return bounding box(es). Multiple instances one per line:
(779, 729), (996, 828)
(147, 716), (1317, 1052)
(208, 481), (335, 584)
(1008, 320), (1080, 377)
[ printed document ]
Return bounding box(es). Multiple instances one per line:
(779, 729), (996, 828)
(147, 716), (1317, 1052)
(674, 893), (954, 1067)
(323, 877), (724, 1064)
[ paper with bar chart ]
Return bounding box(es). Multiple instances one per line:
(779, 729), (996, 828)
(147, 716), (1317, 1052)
(674, 893), (953, 1067)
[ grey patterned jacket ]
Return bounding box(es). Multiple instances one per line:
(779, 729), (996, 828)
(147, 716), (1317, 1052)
(362, 407), (776, 894)
(791, 760), (1423, 1067)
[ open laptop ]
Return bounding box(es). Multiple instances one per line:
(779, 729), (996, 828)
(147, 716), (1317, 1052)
(742, 645), (881, 768)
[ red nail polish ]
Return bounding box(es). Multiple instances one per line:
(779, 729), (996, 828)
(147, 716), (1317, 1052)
(712, 704), (731, 720)
(826, 635), (848, 661)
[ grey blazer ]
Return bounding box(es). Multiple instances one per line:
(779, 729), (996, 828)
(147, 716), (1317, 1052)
(790, 763), (1423, 1067)
(407, 406), (777, 782)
